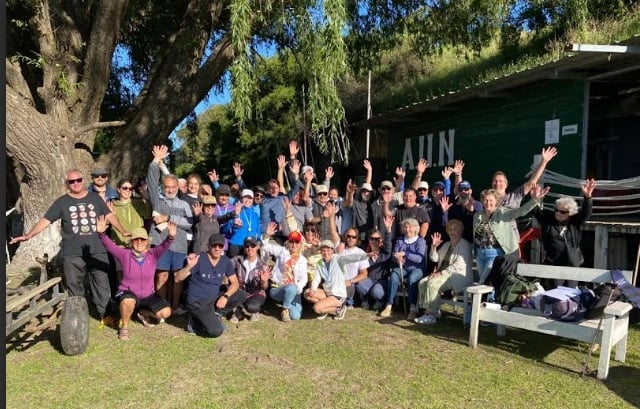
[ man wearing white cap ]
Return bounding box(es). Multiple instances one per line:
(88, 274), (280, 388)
(223, 189), (260, 257)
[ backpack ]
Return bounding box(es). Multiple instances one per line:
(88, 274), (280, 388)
(541, 288), (595, 322)
(497, 273), (537, 307)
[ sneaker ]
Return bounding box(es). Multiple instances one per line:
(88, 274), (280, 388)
(433, 309), (442, 319)
(172, 306), (188, 316)
(346, 304), (355, 310)
(414, 314), (437, 325)
(361, 301), (370, 310)
(334, 304), (347, 320)
(379, 305), (392, 317)
(372, 301), (384, 311)
(281, 308), (291, 322)
(250, 312), (260, 322)
(137, 312), (156, 327)
(186, 318), (196, 335)
(316, 314), (328, 320)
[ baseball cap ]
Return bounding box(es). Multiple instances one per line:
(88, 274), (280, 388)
(208, 233), (225, 246)
(315, 184), (329, 194)
(131, 228), (149, 240)
(380, 181), (394, 189)
(241, 189), (254, 198)
(417, 181), (429, 190)
(360, 183), (373, 191)
(458, 181), (472, 190)
(288, 231), (303, 243)
(244, 237), (259, 247)
(91, 167), (108, 176)
(320, 240), (335, 249)
(302, 165), (314, 174)
(202, 195), (216, 205)
(433, 181), (445, 190)
(216, 184), (231, 195)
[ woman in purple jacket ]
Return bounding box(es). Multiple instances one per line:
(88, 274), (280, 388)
(97, 215), (176, 340)
(380, 217), (426, 320)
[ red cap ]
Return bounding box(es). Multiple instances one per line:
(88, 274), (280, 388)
(288, 231), (303, 243)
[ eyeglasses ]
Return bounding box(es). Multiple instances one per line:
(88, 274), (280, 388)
(554, 208), (570, 214)
(120, 186), (134, 191)
(67, 178), (83, 184)
(369, 237), (381, 242)
(345, 235), (357, 240)
(92, 174), (108, 179)
(210, 243), (224, 249)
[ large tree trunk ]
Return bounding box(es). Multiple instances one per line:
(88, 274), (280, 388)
(6, 87), (94, 275)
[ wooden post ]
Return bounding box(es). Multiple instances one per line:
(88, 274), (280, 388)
(593, 225), (608, 269)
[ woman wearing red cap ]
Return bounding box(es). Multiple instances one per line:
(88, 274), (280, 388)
(261, 222), (308, 321)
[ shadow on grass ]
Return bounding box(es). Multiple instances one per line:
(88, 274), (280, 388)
(605, 366), (640, 407)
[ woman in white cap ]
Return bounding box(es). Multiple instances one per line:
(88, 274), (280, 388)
(224, 189), (260, 257)
(96, 215), (176, 341)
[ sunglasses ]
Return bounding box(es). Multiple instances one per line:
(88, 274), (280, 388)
(67, 178), (83, 184)
(244, 243), (258, 249)
(369, 237), (381, 242)
(305, 228), (317, 233)
(120, 186), (134, 191)
(254, 193), (264, 198)
(345, 235), (357, 239)
(210, 243), (224, 249)
(289, 239), (302, 244)
(132, 237), (148, 242)
(92, 174), (108, 179)
(317, 192), (328, 196)
(554, 208), (570, 214)
(218, 193), (230, 197)
(381, 187), (392, 191)
(417, 188), (427, 192)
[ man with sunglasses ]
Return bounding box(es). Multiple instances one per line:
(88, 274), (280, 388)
(176, 233), (245, 337)
(11, 169), (129, 321)
(88, 167), (119, 203)
(447, 181), (483, 244)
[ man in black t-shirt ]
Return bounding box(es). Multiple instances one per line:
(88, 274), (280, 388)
(11, 169), (129, 319)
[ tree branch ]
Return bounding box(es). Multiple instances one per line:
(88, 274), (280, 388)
(73, 121), (127, 137)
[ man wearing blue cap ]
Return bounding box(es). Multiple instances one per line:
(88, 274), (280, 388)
(448, 180), (483, 243)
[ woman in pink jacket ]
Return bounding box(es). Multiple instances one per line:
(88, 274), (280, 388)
(97, 215), (176, 340)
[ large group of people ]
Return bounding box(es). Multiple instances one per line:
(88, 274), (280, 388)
(11, 141), (600, 341)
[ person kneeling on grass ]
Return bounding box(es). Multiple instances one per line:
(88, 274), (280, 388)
(96, 216), (175, 341)
(174, 233), (246, 337)
(304, 240), (369, 320)
(415, 219), (473, 325)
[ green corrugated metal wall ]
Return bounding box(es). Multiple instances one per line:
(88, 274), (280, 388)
(387, 80), (585, 193)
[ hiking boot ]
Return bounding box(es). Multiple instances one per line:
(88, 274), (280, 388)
(379, 305), (392, 317)
(334, 304), (347, 320)
(281, 308), (291, 322)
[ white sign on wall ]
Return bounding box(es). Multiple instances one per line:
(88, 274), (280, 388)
(545, 119), (560, 144)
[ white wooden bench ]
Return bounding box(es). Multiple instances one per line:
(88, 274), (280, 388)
(467, 264), (634, 380)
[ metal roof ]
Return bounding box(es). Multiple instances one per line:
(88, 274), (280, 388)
(361, 35), (640, 128)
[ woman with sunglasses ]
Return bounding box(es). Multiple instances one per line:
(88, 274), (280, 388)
(356, 214), (394, 311)
(111, 179), (151, 248)
(532, 179), (595, 287)
(96, 215), (176, 340)
(229, 237), (272, 322)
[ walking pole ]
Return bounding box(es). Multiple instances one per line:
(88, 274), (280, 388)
(580, 287), (615, 377)
(398, 260), (408, 316)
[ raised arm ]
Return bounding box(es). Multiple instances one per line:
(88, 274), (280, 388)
(363, 159), (373, 185)
(411, 158), (428, 190)
(524, 146), (558, 195)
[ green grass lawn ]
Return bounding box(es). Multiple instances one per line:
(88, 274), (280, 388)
(6, 306), (640, 409)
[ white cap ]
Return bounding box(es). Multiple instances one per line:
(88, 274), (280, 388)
(241, 189), (254, 198)
(417, 181), (429, 190)
(302, 165), (314, 174)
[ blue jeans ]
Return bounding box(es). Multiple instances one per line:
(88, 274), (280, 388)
(355, 278), (387, 303)
(269, 284), (303, 320)
(387, 266), (423, 305)
(476, 247), (505, 284)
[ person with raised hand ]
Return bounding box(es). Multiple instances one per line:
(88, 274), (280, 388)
(96, 215), (176, 340)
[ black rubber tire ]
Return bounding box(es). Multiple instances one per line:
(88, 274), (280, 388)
(59, 296), (89, 356)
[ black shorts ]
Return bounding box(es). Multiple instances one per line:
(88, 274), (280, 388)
(114, 290), (170, 314)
